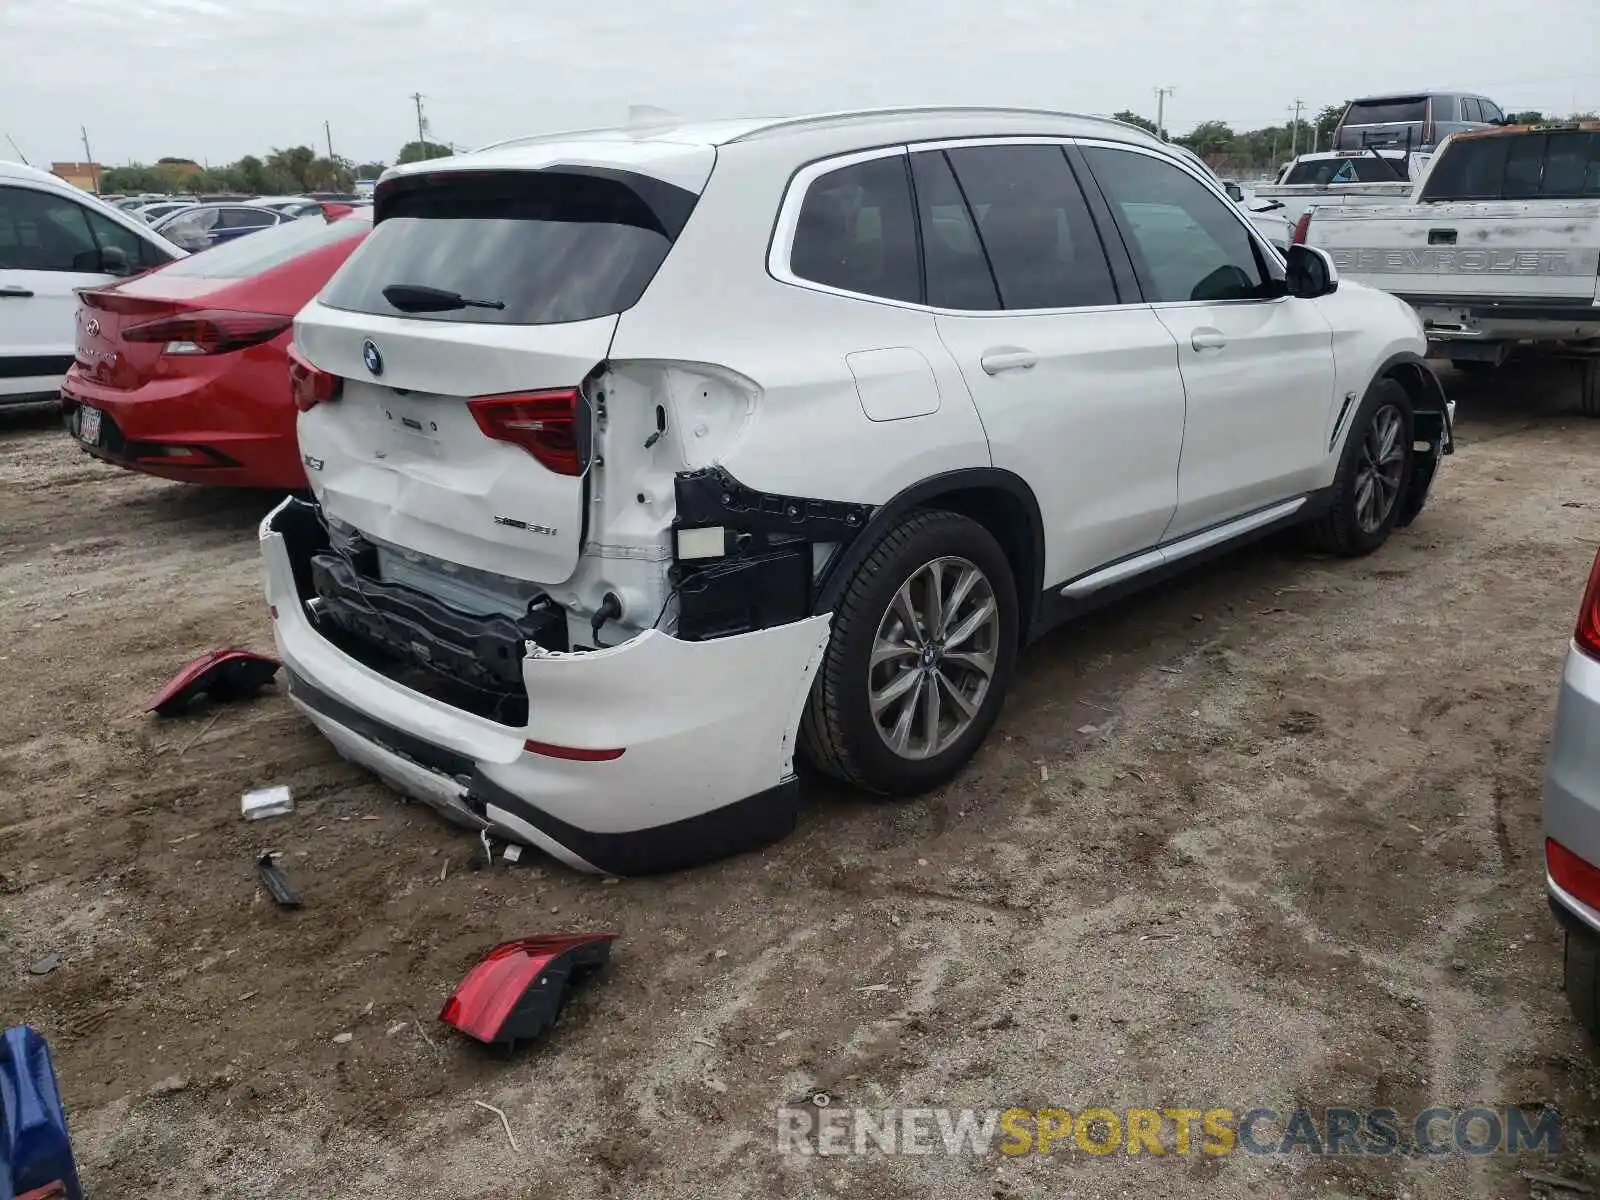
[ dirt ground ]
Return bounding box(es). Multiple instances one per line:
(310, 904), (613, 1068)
(2, 362), (1599, 1199)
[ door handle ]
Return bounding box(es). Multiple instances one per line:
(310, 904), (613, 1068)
(0, 286), (33, 298)
(979, 348), (1038, 375)
(1191, 328), (1228, 352)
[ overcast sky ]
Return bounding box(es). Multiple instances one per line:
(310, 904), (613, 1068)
(5, 0), (1597, 169)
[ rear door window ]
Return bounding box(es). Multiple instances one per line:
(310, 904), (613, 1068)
(789, 154), (921, 305)
(941, 145), (1117, 310)
(909, 151), (998, 310)
(220, 207), (275, 229)
(324, 169), (697, 325)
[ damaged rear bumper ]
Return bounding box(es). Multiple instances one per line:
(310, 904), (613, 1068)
(259, 497), (832, 874)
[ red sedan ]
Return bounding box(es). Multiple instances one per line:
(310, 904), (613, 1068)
(61, 209), (371, 489)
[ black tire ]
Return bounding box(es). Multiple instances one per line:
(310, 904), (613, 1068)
(1580, 359), (1600, 419)
(1565, 930), (1600, 1039)
(800, 510), (1019, 795)
(1304, 378), (1414, 557)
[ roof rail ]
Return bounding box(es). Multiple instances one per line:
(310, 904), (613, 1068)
(724, 105), (1150, 144)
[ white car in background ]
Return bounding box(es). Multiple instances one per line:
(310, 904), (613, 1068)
(0, 161), (184, 408)
(264, 106), (1453, 874)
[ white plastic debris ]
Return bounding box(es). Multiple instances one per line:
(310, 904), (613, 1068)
(502, 844), (523, 864)
(241, 786), (294, 821)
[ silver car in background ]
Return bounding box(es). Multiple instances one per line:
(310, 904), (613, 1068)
(1544, 547), (1600, 1035)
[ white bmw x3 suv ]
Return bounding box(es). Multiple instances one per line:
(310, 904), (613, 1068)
(262, 107), (1453, 875)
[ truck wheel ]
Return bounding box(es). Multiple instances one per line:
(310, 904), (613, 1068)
(1565, 929), (1600, 1039)
(801, 510), (1018, 795)
(1305, 378), (1414, 557)
(1581, 360), (1600, 419)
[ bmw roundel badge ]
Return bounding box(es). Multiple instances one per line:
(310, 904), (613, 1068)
(362, 339), (383, 377)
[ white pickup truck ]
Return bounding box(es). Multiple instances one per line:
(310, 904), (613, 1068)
(1252, 149), (1431, 225)
(1304, 124), (1600, 415)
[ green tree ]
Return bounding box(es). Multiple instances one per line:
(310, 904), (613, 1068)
(1111, 111), (1160, 136)
(1505, 111), (1544, 125)
(396, 140), (453, 165)
(1315, 103), (1344, 146)
(355, 161), (387, 179)
(264, 145), (317, 191)
(1177, 120), (1235, 157)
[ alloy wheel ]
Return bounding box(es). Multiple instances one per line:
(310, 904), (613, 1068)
(1354, 404), (1406, 534)
(868, 556), (1000, 760)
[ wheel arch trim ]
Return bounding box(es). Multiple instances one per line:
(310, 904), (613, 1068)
(811, 467), (1046, 637)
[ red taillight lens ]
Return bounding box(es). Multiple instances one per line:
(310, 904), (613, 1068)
(288, 345), (341, 413)
(468, 389), (583, 476)
(1549, 838), (1600, 909)
(439, 934), (617, 1045)
(122, 309), (292, 355)
(1291, 212), (1313, 246)
(1575, 548), (1600, 661)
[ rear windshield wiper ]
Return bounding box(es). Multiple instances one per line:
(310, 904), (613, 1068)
(382, 283), (505, 313)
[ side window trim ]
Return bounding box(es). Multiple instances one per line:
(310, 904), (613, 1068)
(1069, 137), (1286, 309)
(1060, 143), (1143, 303)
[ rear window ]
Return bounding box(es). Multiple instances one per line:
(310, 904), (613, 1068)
(157, 212), (370, 279)
(1421, 131), (1600, 201)
(1344, 98), (1428, 126)
(322, 169), (696, 325)
(1282, 156), (1406, 185)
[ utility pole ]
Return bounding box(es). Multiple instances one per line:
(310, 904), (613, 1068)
(80, 126), (100, 194)
(1153, 87), (1175, 140)
(1289, 99), (1305, 159)
(410, 93), (427, 147)
(324, 120), (335, 159)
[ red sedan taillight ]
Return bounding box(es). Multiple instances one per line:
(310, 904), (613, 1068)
(1549, 839), (1600, 909)
(1575, 547), (1600, 662)
(122, 309), (292, 356)
(468, 389), (583, 476)
(288, 345), (342, 412)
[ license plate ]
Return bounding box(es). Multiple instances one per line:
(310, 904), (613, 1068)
(77, 405), (102, 445)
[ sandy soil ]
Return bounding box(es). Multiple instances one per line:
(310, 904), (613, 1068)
(2, 362), (1599, 1200)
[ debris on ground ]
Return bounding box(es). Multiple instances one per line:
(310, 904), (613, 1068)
(28, 954), (61, 976)
(148, 648), (280, 717)
(255, 854), (301, 908)
(472, 1100), (521, 1153)
(440, 934), (617, 1046)
(331, 1033), (353, 1045)
(241, 786), (294, 821)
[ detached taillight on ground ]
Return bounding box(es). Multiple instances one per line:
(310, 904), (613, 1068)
(439, 933), (617, 1046)
(468, 389), (583, 476)
(1291, 212), (1313, 246)
(1575, 547), (1600, 662)
(288, 345), (342, 413)
(122, 309), (292, 356)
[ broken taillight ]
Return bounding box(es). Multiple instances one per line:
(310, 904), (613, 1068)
(288, 345), (342, 413)
(468, 389), (583, 476)
(439, 934), (617, 1045)
(1291, 212), (1312, 246)
(1575, 547), (1600, 662)
(122, 309), (292, 356)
